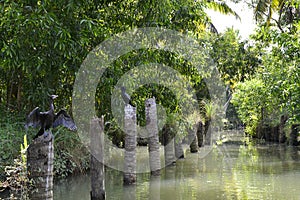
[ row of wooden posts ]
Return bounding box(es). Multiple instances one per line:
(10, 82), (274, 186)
(26, 97), (208, 200)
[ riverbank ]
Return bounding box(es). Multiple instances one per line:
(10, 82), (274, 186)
(0, 115), (90, 198)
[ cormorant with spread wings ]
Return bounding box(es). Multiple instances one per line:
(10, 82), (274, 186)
(25, 95), (77, 139)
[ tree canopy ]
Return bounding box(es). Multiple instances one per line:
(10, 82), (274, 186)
(0, 0), (299, 138)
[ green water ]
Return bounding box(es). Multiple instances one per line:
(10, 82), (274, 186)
(54, 144), (300, 200)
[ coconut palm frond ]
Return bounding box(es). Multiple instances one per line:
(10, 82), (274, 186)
(254, 0), (269, 22)
(206, 1), (241, 21)
(254, 0), (283, 24)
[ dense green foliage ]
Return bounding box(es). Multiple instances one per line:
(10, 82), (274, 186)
(0, 0), (240, 111)
(232, 1), (300, 135)
(0, 110), (24, 173)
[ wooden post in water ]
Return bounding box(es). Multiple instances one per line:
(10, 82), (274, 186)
(162, 124), (176, 166)
(90, 117), (105, 200)
(146, 98), (161, 176)
(123, 104), (137, 185)
(27, 131), (54, 200)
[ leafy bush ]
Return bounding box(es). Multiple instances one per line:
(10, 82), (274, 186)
(53, 128), (90, 179)
(0, 109), (25, 174)
(0, 134), (29, 198)
(231, 78), (268, 135)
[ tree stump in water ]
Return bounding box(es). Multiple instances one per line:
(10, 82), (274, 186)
(123, 104), (137, 185)
(162, 124), (176, 166)
(146, 98), (161, 176)
(27, 131), (53, 200)
(90, 117), (105, 200)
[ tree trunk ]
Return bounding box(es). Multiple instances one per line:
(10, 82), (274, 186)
(204, 119), (211, 146)
(273, 126), (279, 142)
(196, 121), (204, 147)
(17, 75), (22, 111)
(6, 70), (13, 108)
(290, 124), (299, 146)
(90, 117), (105, 200)
(123, 105), (137, 185)
(27, 131), (54, 200)
(146, 98), (161, 176)
(279, 115), (288, 143)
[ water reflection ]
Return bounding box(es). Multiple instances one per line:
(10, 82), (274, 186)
(53, 145), (300, 200)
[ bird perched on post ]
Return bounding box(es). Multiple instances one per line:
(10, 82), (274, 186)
(25, 95), (77, 139)
(121, 86), (134, 107)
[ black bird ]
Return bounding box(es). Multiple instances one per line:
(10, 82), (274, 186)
(121, 86), (134, 106)
(25, 95), (77, 139)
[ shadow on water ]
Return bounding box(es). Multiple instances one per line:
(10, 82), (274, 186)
(53, 144), (300, 200)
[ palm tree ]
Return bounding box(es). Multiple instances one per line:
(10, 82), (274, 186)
(146, 98), (161, 175)
(206, 0), (241, 19)
(251, 0), (299, 32)
(137, 0), (240, 33)
(253, 0), (282, 24)
(175, 0), (241, 33)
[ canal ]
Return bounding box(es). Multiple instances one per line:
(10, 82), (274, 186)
(54, 144), (300, 200)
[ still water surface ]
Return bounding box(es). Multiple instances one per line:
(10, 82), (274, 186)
(54, 144), (300, 200)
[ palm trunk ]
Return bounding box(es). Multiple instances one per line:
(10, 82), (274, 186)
(27, 131), (53, 200)
(123, 105), (137, 185)
(146, 98), (161, 176)
(90, 117), (105, 200)
(162, 124), (176, 166)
